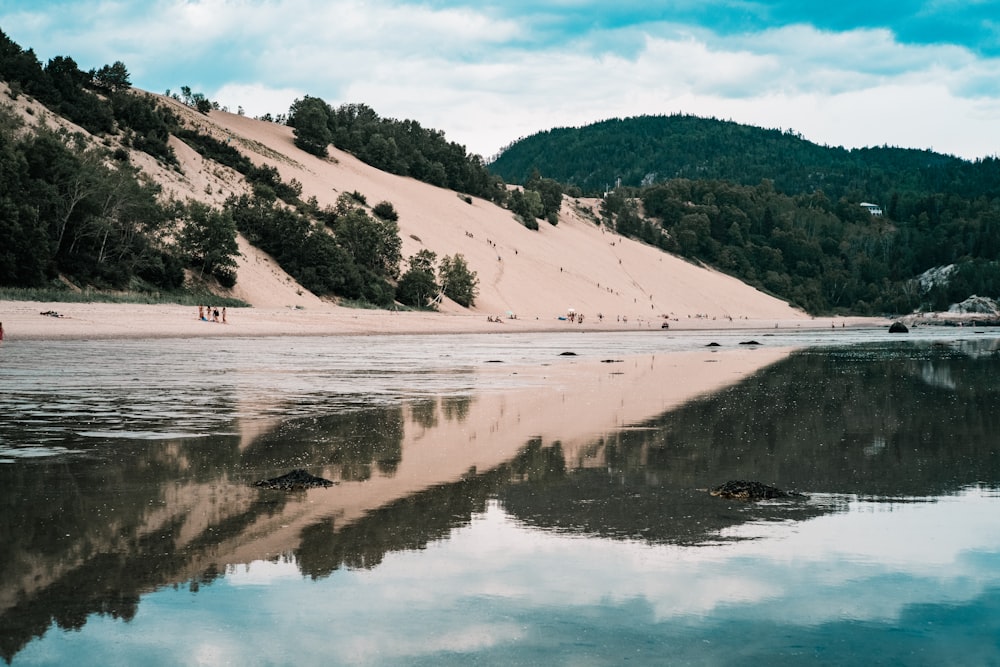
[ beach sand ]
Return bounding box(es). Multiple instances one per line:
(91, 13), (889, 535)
(0, 299), (884, 340)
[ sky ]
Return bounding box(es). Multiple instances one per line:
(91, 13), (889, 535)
(1, 0), (999, 160)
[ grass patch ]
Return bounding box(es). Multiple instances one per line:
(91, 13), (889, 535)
(0, 286), (249, 307)
(337, 298), (418, 311)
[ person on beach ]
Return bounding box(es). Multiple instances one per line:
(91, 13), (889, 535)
(0, 321), (4, 341)
(222, 307), (227, 324)
(198, 305), (205, 321)
(213, 307), (220, 322)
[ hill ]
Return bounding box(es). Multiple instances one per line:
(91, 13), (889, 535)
(0, 78), (808, 329)
(488, 115), (1000, 314)
(487, 114), (998, 201)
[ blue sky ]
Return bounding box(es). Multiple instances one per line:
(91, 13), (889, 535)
(1, 0), (998, 159)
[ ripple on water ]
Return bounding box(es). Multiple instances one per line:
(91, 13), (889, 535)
(0, 445), (86, 459)
(75, 430), (208, 440)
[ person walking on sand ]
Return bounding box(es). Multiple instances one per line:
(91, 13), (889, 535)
(222, 307), (227, 324)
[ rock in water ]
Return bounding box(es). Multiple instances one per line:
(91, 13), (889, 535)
(888, 321), (909, 333)
(253, 469), (335, 490)
(710, 480), (805, 501)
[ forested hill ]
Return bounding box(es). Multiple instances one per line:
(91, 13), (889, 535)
(489, 113), (1000, 315)
(488, 114), (999, 201)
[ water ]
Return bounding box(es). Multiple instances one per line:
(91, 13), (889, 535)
(1, 329), (999, 665)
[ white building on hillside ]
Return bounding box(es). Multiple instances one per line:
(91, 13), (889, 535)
(860, 202), (883, 217)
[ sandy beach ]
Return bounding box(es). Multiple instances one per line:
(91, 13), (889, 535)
(0, 299), (886, 340)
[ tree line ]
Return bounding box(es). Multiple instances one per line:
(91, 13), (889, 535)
(287, 96), (506, 202)
(596, 177), (1000, 314)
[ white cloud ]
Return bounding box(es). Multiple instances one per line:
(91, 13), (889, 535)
(212, 82), (303, 117)
(1, 1), (999, 158)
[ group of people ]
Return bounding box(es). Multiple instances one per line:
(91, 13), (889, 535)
(198, 305), (226, 323)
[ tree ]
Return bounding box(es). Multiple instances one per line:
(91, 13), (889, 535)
(289, 96), (332, 157)
(396, 249), (439, 308)
(439, 254), (478, 307)
(372, 200), (398, 222)
(333, 208), (402, 279)
(507, 189), (543, 229)
(92, 61), (131, 92)
(178, 201), (240, 285)
(526, 170), (563, 224)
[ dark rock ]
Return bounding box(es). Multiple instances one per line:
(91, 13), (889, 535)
(705, 342), (721, 347)
(889, 321), (909, 333)
(709, 480), (806, 501)
(601, 359), (623, 363)
(253, 469), (335, 490)
(739, 340), (761, 345)
(559, 351), (577, 356)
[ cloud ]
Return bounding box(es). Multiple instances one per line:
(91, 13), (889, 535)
(1, 0), (998, 158)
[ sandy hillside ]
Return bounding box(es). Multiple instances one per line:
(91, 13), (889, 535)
(151, 96), (807, 323)
(3, 86), (809, 325)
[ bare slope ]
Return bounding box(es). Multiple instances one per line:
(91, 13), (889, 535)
(163, 98), (804, 322)
(7, 85), (806, 323)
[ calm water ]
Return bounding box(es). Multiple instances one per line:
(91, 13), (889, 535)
(2, 329), (1000, 665)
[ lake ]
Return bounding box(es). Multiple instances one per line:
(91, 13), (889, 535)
(2, 329), (999, 666)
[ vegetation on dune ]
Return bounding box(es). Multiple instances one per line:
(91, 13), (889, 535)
(0, 32), (419, 308)
(287, 96), (508, 204)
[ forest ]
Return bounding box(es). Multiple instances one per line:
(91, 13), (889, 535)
(490, 115), (1000, 314)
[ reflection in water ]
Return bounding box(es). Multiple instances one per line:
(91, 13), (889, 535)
(1, 334), (1000, 664)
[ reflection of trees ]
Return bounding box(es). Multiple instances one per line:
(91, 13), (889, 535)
(296, 470), (496, 578)
(0, 404), (407, 662)
(441, 395), (473, 422)
(295, 438), (559, 579)
(0, 432), (287, 663)
(500, 340), (1000, 543)
(645, 341), (1000, 497)
(408, 399), (439, 429)
(500, 438), (829, 545)
(240, 406), (405, 480)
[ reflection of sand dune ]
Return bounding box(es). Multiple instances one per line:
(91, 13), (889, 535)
(179, 348), (792, 572)
(0, 347), (790, 643)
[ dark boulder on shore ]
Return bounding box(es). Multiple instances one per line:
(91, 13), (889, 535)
(889, 321), (909, 333)
(253, 469), (335, 490)
(709, 480), (807, 501)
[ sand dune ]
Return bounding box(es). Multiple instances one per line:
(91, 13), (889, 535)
(0, 91), (885, 340)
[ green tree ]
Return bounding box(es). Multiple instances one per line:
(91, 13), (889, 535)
(178, 201), (240, 285)
(525, 170), (563, 224)
(333, 208), (402, 279)
(92, 61), (131, 92)
(507, 189), (543, 229)
(289, 95), (332, 158)
(372, 200), (398, 222)
(396, 249), (439, 308)
(439, 254), (478, 307)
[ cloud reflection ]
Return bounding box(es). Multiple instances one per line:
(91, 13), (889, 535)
(18, 487), (1000, 665)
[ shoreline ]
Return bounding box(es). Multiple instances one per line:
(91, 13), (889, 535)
(0, 300), (891, 341)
